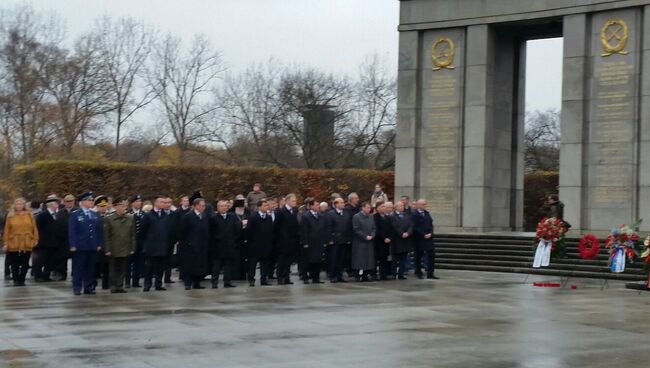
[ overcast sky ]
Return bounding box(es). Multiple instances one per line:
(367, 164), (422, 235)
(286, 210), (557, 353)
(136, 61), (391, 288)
(6, 0), (561, 112)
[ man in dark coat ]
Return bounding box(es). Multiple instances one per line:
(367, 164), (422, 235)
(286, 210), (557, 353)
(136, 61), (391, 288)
(326, 197), (352, 283)
(352, 202), (376, 281)
(68, 192), (104, 295)
(229, 196), (251, 280)
(34, 195), (68, 282)
(373, 201), (393, 281)
(412, 199), (439, 279)
(53, 194), (76, 280)
(399, 195), (413, 215)
(126, 195), (145, 288)
(142, 196), (174, 291)
(211, 200), (241, 288)
(343, 192), (361, 277)
(246, 199), (274, 286)
(299, 198), (329, 284)
(179, 198), (210, 290)
(92, 195), (110, 290)
(163, 196), (179, 284)
(389, 201), (413, 280)
(274, 194), (300, 285)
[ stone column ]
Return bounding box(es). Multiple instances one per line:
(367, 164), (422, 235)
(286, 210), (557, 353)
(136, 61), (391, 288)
(559, 14), (589, 232)
(585, 9), (641, 231)
(461, 24), (493, 230)
(640, 5), (650, 232)
(395, 31), (420, 201)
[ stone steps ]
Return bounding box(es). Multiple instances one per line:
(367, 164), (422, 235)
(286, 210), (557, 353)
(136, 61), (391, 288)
(433, 234), (647, 281)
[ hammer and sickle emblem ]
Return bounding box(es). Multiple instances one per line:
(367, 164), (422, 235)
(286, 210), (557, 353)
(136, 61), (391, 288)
(600, 19), (629, 57)
(431, 37), (455, 71)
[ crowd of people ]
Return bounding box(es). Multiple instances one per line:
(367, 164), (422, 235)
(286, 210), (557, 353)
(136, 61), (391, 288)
(1, 183), (438, 295)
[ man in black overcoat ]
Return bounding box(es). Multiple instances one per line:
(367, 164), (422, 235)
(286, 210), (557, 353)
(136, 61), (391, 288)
(389, 201), (413, 280)
(326, 197), (352, 283)
(34, 195), (68, 282)
(246, 199), (274, 286)
(211, 200), (241, 288)
(142, 196), (174, 291)
(126, 195), (145, 288)
(299, 198), (329, 284)
(179, 198), (210, 290)
(411, 199), (439, 279)
(274, 194), (300, 285)
(374, 201), (393, 281)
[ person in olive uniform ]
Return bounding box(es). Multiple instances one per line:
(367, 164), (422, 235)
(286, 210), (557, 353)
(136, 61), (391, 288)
(103, 197), (136, 293)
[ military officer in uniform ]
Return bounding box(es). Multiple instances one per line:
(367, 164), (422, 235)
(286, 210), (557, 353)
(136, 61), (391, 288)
(68, 192), (104, 295)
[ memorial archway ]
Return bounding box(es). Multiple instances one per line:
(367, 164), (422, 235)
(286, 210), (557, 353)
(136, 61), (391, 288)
(396, 0), (650, 233)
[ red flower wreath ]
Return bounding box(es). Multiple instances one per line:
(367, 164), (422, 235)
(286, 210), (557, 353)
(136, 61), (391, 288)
(578, 234), (601, 259)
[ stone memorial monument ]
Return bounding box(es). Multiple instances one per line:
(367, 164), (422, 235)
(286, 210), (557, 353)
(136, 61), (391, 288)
(396, 0), (650, 233)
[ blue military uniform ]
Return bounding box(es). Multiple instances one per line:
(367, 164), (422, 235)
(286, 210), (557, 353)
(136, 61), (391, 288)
(68, 192), (104, 294)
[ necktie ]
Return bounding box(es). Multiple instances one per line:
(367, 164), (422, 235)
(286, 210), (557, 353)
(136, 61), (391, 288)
(261, 214), (266, 219)
(52, 211), (56, 220)
(198, 213), (202, 220)
(222, 214), (227, 220)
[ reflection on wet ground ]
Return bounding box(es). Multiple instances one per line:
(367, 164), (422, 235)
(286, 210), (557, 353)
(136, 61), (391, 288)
(1, 268), (649, 367)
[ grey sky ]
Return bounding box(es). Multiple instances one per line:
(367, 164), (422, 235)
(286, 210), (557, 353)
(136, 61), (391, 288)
(7, 0), (562, 112)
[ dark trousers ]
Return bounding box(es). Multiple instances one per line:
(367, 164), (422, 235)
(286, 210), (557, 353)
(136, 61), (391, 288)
(33, 247), (57, 280)
(265, 251), (277, 279)
(54, 248), (70, 278)
(184, 275), (203, 289)
(144, 256), (165, 289)
(7, 251), (31, 284)
(306, 262), (321, 282)
(329, 244), (346, 281)
(392, 252), (408, 277)
(211, 257), (233, 286)
(109, 257), (127, 291)
(164, 245), (175, 282)
(94, 261), (109, 290)
(376, 257), (390, 279)
(414, 248), (436, 276)
(277, 252), (296, 282)
(125, 252), (144, 286)
(248, 257), (269, 284)
(343, 243), (353, 276)
(72, 250), (96, 293)
(4, 254), (11, 277)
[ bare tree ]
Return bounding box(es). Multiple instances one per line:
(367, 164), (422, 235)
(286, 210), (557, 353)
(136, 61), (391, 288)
(92, 16), (156, 158)
(43, 35), (115, 155)
(0, 5), (64, 164)
(214, 60), (297, 167)
(343, 53), (397, 169)
(279, 66), (351, 168)
(524, 109), (560, 172)
(149, 34), (224, 163)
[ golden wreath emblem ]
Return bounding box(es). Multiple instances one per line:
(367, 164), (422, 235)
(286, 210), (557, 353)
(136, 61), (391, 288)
(600, 19), (629, 57)
(431, 37), (455, 71)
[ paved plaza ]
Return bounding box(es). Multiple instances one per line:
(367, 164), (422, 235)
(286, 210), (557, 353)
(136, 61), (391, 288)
(1, 265), (649, 368)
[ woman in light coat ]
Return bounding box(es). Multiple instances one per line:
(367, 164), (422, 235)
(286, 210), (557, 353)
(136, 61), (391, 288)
(3, 198), (39, 286)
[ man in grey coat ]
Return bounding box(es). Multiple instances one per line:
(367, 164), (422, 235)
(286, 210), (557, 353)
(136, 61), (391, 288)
(351, 202), (376, 281)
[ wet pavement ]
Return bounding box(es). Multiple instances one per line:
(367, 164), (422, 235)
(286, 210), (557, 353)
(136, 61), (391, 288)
(1, 265), (650, 368)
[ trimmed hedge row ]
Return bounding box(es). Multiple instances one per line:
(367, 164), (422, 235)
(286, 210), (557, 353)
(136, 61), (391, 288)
(12, 161), (395, 203)
(523, 171), (559, 231)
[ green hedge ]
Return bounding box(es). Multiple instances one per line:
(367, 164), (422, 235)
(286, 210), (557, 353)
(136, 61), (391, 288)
(11, 161), (395, 203)
(523, 171), (559, 231)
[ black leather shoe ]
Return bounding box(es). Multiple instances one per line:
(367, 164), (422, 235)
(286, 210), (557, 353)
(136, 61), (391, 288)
(338, 278), (348, 283)
(212, 284), (219, 289)
(249, 282), (255, 287)
(427, 275), (440, 280)
(224, 283), (236, 288)
(260, 282), (271, 286)
(398, 276), (408, 280)
(330, 279), (338, 283)
(416, 274), (424, 279)
(155, 287), (167, 291)
(193, 285), (206, 289)
(185, 286), (191, 290)
(83, 291), (96, 295)
(73, 291), (81, 296)
(303, 280), (310, 284)
(165, 279), (175, 284)
(143, 287), (150, 292)
(132, 283), (142, 288)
